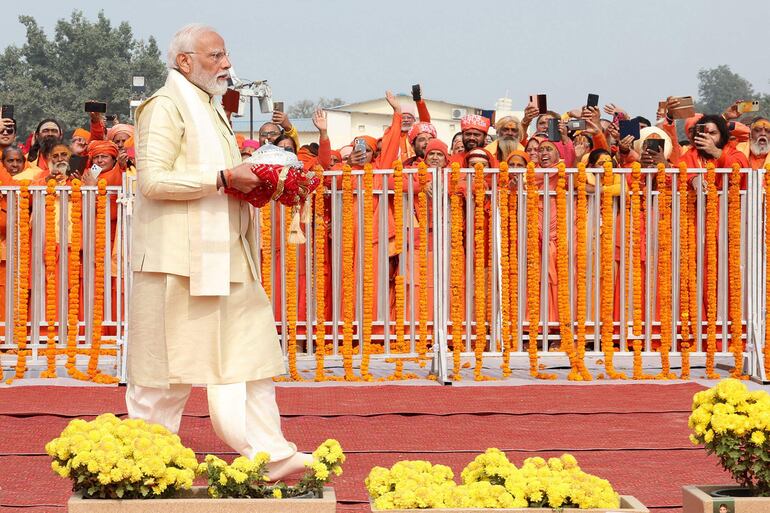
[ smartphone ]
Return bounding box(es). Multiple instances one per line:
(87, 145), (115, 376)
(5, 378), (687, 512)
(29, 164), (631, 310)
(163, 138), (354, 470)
(69, 155), (87, 174)
(619, 119), (641, 140)
(84, 101), (107, 113)
(695, 124), (707, 135)
(567, 119), (586, 131)
(546, 118), (560, 142)
(89, 163), (102, 180)
(670, 96), (695, 119)
(536, 94), (547, 114)
(411, 84), (421, 102)
(658, 100), (667, 112)
(643, 138), (665, 153)
(1, 104), (13, 120)
(354, 138), (367, 154)
(586, 94), (599, 108)
(737, 100), (760, 114)
(222, 89), (241, 112)
(273, 101), (284, 113)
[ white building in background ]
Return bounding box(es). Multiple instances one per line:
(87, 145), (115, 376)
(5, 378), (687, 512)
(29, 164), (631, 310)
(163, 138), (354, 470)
(325, 95), (485, 149)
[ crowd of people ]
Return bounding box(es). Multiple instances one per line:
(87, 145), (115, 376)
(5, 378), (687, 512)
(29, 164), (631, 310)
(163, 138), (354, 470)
(1, 87), (769, 344)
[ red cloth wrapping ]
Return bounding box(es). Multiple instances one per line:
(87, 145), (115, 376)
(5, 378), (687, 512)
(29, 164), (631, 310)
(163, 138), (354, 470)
(224, 163), (320, 208)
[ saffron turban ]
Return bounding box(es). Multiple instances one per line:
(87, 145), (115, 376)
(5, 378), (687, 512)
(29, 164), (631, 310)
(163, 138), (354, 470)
(464, 147), (494, 167)
(87, 140), (119, 159)
(424, 139), (448, 161)
(460, 114), (490, 134)
(506, 150), (531, 165)
(408, 122), (437, 143)
(72, 128), (91, 140)
(106, 123), (135, 142)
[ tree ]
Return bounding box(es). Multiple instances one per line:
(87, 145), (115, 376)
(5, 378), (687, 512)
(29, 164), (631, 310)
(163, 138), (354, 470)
(695, 65), (755, 115)
(288, 97), (345, 118)
(0, 10), (166, 137)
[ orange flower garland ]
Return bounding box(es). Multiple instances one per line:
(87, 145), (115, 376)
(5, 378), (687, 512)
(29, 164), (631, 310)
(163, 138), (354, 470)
(391, 161), (407, 380)
(656, 163), (674, 379)
(498, 162), (512, 376)
(678, 163), (692, 379)
(629, 164), (644, 378)
(417, 162), (430, 366)
(765, 164), (770, 377)
(556, 163), (582, 379)
(42, 180), (58, 378)
(360, 163), (374, 380)
(284, 212), (301, 381)
(472, 163), (487, 381)
(341, 164), (356, 380)
(575, 164), (591, 378)
(508, 167), (520, 367)
(13, 180), (31, 380)
(728, 163), (744, 378)
(705, 163), (719, 378)
(313, 171), (328, 381)
(600, 163), (625, 379)
(450, 163), (464, 380)
(260, 206), (272, 301)
(88, 179), (118, 384)
(65, 180), (83, 378)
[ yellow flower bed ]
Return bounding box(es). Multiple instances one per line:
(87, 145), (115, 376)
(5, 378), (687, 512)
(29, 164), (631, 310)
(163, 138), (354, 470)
(45, 413), (197, 499)
(689, 379), (770, 495)
(366, 449), (619, 510)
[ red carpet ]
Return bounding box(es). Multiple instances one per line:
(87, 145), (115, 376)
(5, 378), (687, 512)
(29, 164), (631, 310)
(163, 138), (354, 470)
(0, 382), (727, 513)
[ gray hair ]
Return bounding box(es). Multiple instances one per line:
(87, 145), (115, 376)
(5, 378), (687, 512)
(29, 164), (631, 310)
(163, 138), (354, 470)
(166, 23), (217, 69)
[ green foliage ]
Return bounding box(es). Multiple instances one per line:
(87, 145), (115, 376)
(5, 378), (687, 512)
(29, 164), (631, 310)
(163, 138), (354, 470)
(0, 10), (166, 137)
(695, 65), (770, 121)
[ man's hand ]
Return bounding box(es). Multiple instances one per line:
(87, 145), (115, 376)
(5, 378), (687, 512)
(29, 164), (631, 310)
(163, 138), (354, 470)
(386, 90), (401, 113)
(664, 96), (681, 119)
(694, 134), (722, 159)
(603, 103), (627, 119)
(348, 148), (366, 166)
(272, 111), (292, 131)
(117, 151), (129, 169)
(722, 100), (743, 121)
(641, 147), (666, 167)
(522, 103), (539, 126)
(606, 123), (620, 142)
(618, 135), (634, 154)
(227, 162), (261, 193)
(312, 109), (327, 132)
(583, 118), (601, 136)
(1, 118), (13, 131)
(558, 119), (569, 143)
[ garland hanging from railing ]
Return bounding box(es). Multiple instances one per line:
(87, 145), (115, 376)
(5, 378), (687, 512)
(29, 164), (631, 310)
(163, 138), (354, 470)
(42, 179), (58, 378)
(313, 170), (328, 381)
(601, 163), (625, 379)
(728, 163), (744, 379)
(450, 163), (464, 380)
(360, 163), (375, 380)
(416, 162), (430, 366)
(498, 162), (512, 376)
(705, 163), (720, 378)
(341, 164), (356, 380)
(11, 180), (31, 382)
(575, 164), (590, 376)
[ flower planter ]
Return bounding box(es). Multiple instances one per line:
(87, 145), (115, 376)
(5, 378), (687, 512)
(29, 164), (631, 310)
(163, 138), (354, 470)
(369, 494), (648, 512)
(683, 485), (770, 513)
(67, 486), (336, 513)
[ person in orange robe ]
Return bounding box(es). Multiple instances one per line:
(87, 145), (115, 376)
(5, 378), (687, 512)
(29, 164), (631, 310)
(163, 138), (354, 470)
(449, 115), (499, 167)
(402, 122), (436, 167)
(736, 117), (770, 170)
(26, 119), (65, 173)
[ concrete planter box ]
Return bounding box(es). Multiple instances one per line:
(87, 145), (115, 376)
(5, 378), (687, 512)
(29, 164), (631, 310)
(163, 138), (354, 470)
(370, 494), (648, 512)
(683, 485), (770, 513)
(68, 486), (335, 513)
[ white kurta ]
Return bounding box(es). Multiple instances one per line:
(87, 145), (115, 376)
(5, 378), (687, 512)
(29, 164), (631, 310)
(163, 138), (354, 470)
(129, 74), (284, 387)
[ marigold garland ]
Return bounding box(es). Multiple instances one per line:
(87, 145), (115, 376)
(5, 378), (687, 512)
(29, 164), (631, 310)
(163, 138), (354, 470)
(284, 211), (301, 381)
(575, 164), (591, 379)
(13, 180), (31, 380)
(260, 206), (272, 301)
(341, 164), (356, 380)
(313, 170), (327, 381)
(450, 163), (464, 380)
(765, 164), (770, 377)
(348, 164), (370, 381)
(416, 162), (430, 367)
(728, 163), (745, 379)
(705, 163), (719, 379)
(498, 163), (512, 376)
(629, 164), (644, 378)
(600, 163), (625, 379)
(508, 167), (520, 367)
(678, 163), (692, 379)
(472, 163), (487, 381)
(525, 163), (556, 380)
(655, 163), (675, 379)
(387, 161), (408, 381)
(88, 179), (118, 384)
(42, 180), (58, 378)
(65, 180), (83, 378)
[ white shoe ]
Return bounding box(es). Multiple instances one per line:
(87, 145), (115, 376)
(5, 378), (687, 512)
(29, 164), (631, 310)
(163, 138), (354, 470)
(266, 451), (313, 481)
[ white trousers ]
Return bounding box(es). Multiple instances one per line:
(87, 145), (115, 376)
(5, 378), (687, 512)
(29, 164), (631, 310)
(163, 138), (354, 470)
(125, 379), (296, 462)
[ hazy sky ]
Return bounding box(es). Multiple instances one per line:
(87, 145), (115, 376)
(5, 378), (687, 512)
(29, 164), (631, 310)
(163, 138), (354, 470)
(1, 0), (768, 121)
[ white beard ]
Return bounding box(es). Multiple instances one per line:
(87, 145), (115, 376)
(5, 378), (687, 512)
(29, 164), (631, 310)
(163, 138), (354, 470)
(189, 68), (228, 96)
(751, 138), (769, 157)
(53, 162), (70, 174)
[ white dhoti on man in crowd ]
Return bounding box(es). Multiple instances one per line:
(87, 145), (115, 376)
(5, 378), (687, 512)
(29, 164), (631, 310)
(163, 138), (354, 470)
(125, 23), (310, 479)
